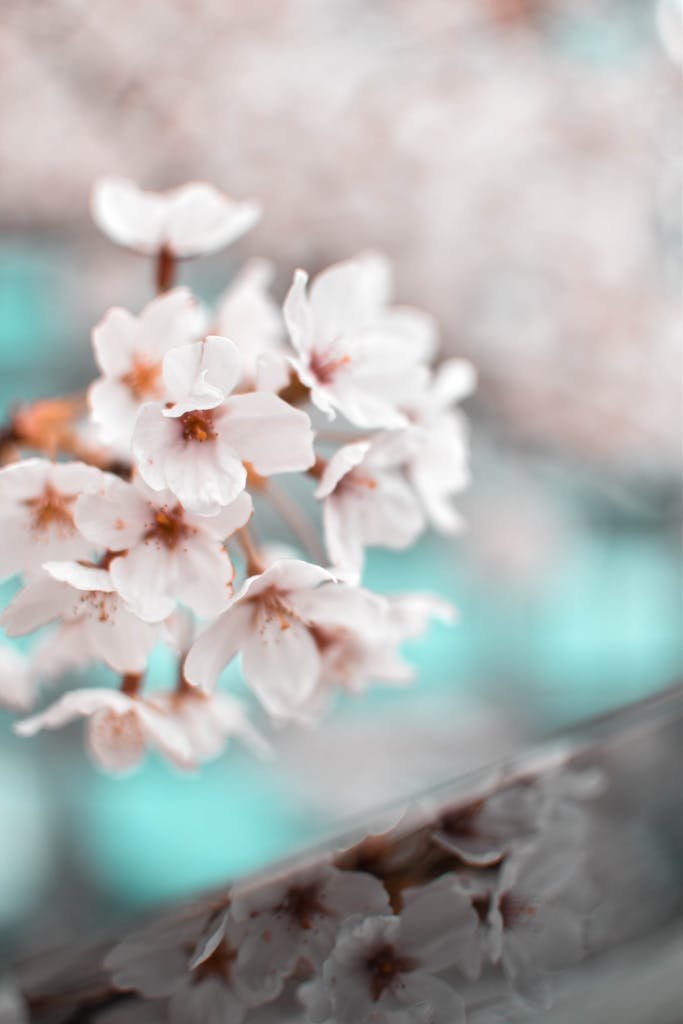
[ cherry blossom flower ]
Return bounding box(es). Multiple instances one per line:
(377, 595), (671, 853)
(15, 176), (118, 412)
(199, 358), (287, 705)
(433, 766), (601, 868)
(230, 864), (390, 999)
(151, 686), (271, 764)
(0, 562), (158, 674)
(299, 874), (479, 1024)
(283, 253), (436, 428)
(75, 474), (252, 622)
(184, 559), (388, 720)
(91, 177), (261, 258)
(397, 358), (476, 534)
(0, 642), (35, 711)
(315, 437), (425, 578)
(132, 336), (315, 515)
(106, 904), (266, 1024)
(14, 688), (195, 773)
(470, 838), (591, 1007)
(0, 459), (104, 580)
(89, 287), (205, 449)
(214, 259), (287, 387)
(292, 592), (455, 723)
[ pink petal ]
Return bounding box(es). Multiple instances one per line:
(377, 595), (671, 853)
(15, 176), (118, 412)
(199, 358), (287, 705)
(91, 177), (167, 254)
(184, 602), (253, 691)
(220, 391), (315, 475)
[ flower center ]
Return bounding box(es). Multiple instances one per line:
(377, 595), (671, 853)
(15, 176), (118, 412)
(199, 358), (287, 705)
(144, 505), (191, 550)
(192, 940), (237, 984)
(309, 349), (351, 386)
(258, 588), (296, 632)
(180, 410), (217, 443)
(366, 944), (417, 1002)
(121, 355), (162, 400)
(277, 883), (328, 931)
(23, 483), (77, 538)
(500, 891), (536, 930)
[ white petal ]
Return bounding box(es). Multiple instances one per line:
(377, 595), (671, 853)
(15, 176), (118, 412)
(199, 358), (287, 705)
(163, 336), (241, 414)
(75, 476), (148, 549)
(91, 307), (140, 376)
(0, 576), (72, 636)
(14, 688), (134, 736)
(242, 613), (320, 719)
(132, 403), (181, 491)
(315, 442), (370, 500)
(244, 558), (333, 600)
(0, 644), (35, 711)
(87, 602), (157, 674)
(221, 391), (315, 475)
(173, 537), (234, 618)
(283, 269), (314, 358)
(138, 287), (205, 361)
(165, 183), (261, 257)
(433, 358), (477, 406)
(86, 706), (147, 774)
(135, 702), (196, 770)
(162, 437), (246, 515)
(309, 252), (392, 345)
(184, 602), (253, 690)
(91, 176), (167, 254)
(43, 561), (114, 592)
(88, 377), (141, 447)
(195, 490), (252, 539)
(109, 544), (178, 622)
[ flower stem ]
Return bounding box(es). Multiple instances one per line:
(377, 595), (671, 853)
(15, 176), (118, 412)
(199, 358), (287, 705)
(155, 245), (176, 293)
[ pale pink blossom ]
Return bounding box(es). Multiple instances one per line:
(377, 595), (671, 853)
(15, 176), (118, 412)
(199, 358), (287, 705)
(293, 592), (455, 723)
(284, 253), (436, 428)
(230, 864), (390, 998)
(467, 838), (591, 1007)
(106, 905), (266, 1023)
(0, 459), (104, 580)
(0, 562), (158, 674)
(75, 474), (252, 621)
(89, 288), (205, 449)
(185, 559), (388, 720)
(151, 687), (271, 764)
(14, 688), (195, 773)
(315, 438), (425, 578)
(91, 177), (261, 258)
(214, 259), (287, 387)
(433, 767), (600, 868)
(132, 336), (315, 515)
(396, 358), (476, 534)
(300, 874), (478, 1024)
(0, 642), (35, 711)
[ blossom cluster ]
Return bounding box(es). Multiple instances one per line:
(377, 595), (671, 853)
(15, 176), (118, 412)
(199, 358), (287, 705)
(98, 761), (600, 1023)
(0, 177), (473, 773)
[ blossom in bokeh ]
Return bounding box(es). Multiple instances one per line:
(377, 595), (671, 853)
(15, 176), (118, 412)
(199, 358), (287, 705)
(91, 177), (261, 258)
(15, 688), (195, 773)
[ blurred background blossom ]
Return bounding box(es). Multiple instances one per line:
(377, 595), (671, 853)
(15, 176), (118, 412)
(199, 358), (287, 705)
(0, 0), (680, 963)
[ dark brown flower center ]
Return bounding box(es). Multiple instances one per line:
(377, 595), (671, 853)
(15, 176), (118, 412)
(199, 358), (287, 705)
(24, 483), (77, 537)
(277, 883), (328, 931)
(192, 940), (237, 984)
(366, 944), (417, 1002)
(143, 505), (191, 550)
(500, 891), (536, 929)
(180, 410), (217, 443)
